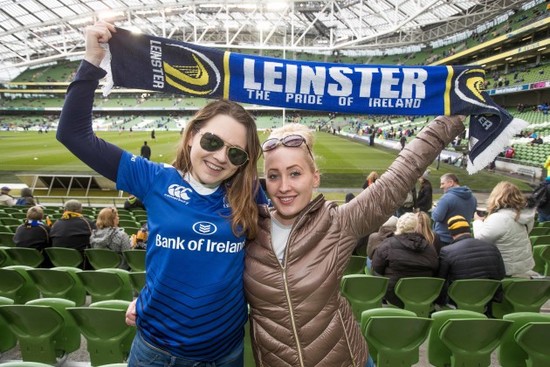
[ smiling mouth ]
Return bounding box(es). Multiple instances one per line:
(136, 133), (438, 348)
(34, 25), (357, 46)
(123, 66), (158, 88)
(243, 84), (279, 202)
(278, 196), (295, 204)
(205, 161), (223, 171)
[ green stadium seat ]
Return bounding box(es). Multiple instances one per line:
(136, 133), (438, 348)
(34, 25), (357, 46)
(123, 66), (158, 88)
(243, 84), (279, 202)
(118, 219), (140, 228)
(341, 274), (388, 320)
(0, 296), (17, 354)
(0, 265), (40, 303)
(122, 249), (146, 272)
(76, 269), (133, 302)
(529, 227), (549, 236)
(27, 268), (86, 306)
(128, 271), (146, 294)
(85, 248), (123, 269)
(0, 231), (15, 246)
(344, 255), (367, 275)
(0, 217), (22, 226)
(514, 321), (550, 367)
(492, 279), (550, 318)
(360, 307), (417, 362)
(499, 312), (550, 367)
(0, 298), (79, 364)
(0, 247), (14, 267)
(45, 247), (84, 268)
(428, 309), (488, 367)
(364, 315), (432, 367)
(438, 318), (512, 367)
(530, 234), (550, 247)
(3, 247), (44, 267)
(532, 245), (550, 276)
(67, 300), (135, 366)
(447, 279), (501, 313)
(394, 277), (445, 317)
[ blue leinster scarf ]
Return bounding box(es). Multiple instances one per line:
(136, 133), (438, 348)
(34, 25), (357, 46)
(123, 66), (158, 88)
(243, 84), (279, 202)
(103, 28), (527, 174)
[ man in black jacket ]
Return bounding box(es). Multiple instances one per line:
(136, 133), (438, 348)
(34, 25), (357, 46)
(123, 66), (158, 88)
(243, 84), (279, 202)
(50, 199), (96, 251)
(436, 215), (506, 307)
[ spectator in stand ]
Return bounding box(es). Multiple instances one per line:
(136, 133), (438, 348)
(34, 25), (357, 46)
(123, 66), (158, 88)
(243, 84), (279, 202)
(15, 187), (36, 206)
(50, 199), (96, 252)
(362, 170), (379, 189)
(123, 195), (145, 211)
(13, 205), (52, 267)
(504, 145), (515, 159)
(395, 186), (416, 217)
(400, 134), (407, 150)
(432, 173), (477, 247)
(436, 215), (505, 309)
(90, 207), (132, 269)
(416, 174), (433, 213)
(0, 186), (16, 206)
(416, 210), (443, 254)
(372, 212), (439, 308)
(473, 181), (537, 278)
(131, 222), (148, 250)
(366, 215), (398, 269)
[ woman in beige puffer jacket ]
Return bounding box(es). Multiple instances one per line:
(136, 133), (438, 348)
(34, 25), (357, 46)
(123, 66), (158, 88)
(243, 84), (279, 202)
(244, 115), (465, 367)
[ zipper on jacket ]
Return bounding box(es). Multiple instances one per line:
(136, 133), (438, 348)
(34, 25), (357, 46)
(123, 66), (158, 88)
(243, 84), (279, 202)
(282, 270), (305, 367)
(278, 209), (313, 367)
(338, 309), (359, 367)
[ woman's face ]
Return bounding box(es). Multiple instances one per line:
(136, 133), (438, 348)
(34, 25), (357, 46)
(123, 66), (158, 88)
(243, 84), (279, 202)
(188, 114), (247, 187)
(264, 145), (320, 225)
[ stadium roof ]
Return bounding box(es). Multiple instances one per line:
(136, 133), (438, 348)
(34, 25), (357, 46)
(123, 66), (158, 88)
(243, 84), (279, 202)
(0, 0), (537, 74)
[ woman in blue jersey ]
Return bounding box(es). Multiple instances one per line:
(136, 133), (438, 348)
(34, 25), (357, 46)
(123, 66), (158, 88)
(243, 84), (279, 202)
(57, 22), (262, 367)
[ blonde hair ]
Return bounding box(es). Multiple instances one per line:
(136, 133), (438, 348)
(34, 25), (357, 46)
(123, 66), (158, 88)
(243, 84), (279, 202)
(486, 181), (527, 220)
(172, 100), (261, 239)
(395, 212), (418, 235)
(26, 206), (44, 221)
(367, 171), (379, 184)
(415, 211), (436, 245)
(265, 123), (317, 172)
(96, 207), (118, 229)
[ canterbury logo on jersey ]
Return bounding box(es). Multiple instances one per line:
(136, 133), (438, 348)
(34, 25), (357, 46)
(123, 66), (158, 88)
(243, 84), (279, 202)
(165, 184), (192, 203)
(163, 43), (221, 96)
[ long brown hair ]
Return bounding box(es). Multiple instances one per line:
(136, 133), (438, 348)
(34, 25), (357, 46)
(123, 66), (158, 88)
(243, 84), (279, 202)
(486, 181), (527, 220)
(415, 211), (436, 245)
(173, 100), (261, 239)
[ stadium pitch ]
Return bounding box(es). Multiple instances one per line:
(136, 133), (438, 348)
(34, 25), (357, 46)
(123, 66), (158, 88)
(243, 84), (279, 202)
(0, 130), (532, 194)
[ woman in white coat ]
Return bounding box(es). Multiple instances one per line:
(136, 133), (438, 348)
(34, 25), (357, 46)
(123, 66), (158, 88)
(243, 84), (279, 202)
(472, 181), (537, 278)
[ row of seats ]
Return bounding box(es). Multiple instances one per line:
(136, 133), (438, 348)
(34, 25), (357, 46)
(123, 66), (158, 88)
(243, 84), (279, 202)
(0, 247), (146, 271)
(341, 274), (550, 320)
(361, 307), (550, 367)
(0, 265), (145, 305)
(2, 297), (549, 366)
(0, 297), (135, 366)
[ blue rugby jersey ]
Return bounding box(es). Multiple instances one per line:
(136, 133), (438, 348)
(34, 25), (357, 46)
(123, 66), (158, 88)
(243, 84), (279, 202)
(117, 152), (247, 360)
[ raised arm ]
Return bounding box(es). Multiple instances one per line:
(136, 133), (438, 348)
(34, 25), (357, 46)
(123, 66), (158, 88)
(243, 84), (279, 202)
(56, 22), (123, 182)
(341, 115), (466, 237)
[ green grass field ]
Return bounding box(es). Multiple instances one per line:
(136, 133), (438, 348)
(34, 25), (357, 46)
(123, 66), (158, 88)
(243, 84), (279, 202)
(0, 129), (532, 199)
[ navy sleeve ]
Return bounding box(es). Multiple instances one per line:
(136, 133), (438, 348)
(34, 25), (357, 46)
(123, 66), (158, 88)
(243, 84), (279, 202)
(56, 60), (123, 182)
